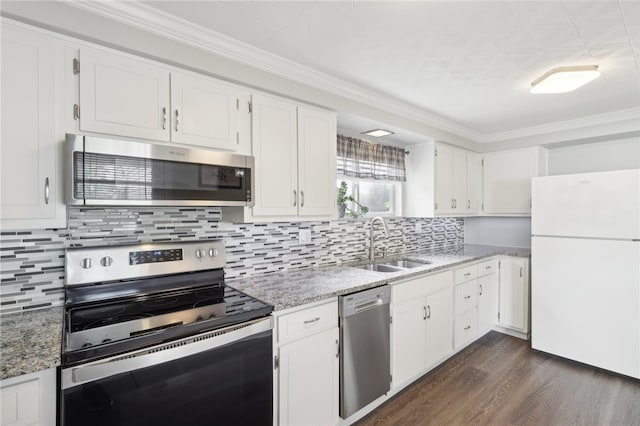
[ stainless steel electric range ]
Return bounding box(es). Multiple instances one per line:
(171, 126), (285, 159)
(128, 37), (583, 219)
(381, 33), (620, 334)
(60, 240), (273, 426)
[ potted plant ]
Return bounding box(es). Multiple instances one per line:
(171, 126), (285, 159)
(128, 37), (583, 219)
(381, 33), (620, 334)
(337, 181), (369, 218)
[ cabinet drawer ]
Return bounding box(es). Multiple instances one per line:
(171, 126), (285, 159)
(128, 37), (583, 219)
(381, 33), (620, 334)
(278, 301), (338, 343)
(454, 308), (478, 349)
(454, 280), (478, 316)
(455, 264), (477, 284)
(477, 258), (498, 277)
(392, 270), (452, 304)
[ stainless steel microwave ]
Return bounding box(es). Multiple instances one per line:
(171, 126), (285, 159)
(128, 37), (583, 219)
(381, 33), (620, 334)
(66, 134), (254, 207)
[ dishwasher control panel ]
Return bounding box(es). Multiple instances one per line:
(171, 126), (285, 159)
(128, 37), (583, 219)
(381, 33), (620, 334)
(340, 285), (390, 317)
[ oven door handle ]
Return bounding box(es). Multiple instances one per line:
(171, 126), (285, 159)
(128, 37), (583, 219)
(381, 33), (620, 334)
(62, 316), (272, 390)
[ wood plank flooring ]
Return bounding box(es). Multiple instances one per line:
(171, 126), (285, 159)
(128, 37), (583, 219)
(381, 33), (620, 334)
(357, 332), (640, 426)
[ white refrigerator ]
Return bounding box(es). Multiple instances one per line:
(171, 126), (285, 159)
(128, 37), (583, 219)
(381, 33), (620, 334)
(531, 169), (640, 379)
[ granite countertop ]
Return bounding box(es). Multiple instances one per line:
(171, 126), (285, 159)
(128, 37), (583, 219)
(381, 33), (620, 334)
(0, 244), (529, 380)
(228, 244), (530, 311)
(1, 306), (63, 380)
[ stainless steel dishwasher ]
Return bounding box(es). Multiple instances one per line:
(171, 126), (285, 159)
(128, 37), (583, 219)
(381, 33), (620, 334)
(339, 285), (391, 419)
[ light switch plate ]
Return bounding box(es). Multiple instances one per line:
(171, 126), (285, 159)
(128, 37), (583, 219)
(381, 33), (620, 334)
(415, 222), (422, 232)
(299, 229), (312, 244)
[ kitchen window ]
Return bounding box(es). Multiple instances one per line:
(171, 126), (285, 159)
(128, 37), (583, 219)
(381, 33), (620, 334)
(337, 135), (406, 217)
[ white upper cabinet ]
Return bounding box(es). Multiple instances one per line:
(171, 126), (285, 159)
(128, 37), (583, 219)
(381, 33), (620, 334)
(297, 106), (337, 217)
(251, 94), (299, 217)
(79, 47), (171, 141)
(482, 147), (547, 215)
(1, 21), (66, 229)
(250, 93), (336, 221)
(170, 72), (239, 151)
(432, 142), (480, 217)
(78, 47), (247, 152)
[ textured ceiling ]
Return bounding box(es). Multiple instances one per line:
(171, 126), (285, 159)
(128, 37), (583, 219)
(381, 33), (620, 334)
(142, 1), (640, 137)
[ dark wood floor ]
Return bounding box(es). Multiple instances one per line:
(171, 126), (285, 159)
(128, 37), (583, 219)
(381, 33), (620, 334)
(357, 332), (640, 426)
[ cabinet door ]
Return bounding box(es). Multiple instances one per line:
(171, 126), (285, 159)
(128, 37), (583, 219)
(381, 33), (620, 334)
(498, 257), (528, 332)
(0, 368), (56, 426)
(451, 149), (467, 214)
(297, 106), (337, 217)
(434, 144), (453, 215)
(170, 72), (239, 151)
(251, 94), (298, 217)
(478, 273), (498, 336)
(483, 149), (535, 214)
(466, 152), (482, 214)
(278, 328), (339, 426)
(391, 298), (427, 388)
(425, 286), (453, 367)
(1, 24), (59, 225)
(79, 47), (170, 141)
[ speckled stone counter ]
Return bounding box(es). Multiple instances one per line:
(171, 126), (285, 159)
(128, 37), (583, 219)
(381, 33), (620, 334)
(228, 244), (530, 311)
(1, 306), (63, 380)
(0, 244), (529, 381)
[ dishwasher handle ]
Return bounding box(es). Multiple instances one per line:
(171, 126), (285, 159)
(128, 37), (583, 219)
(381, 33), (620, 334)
(355, 298), (383, 313)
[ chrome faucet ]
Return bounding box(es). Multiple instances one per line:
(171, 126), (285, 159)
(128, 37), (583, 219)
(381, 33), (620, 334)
(369, 216), (389, 262)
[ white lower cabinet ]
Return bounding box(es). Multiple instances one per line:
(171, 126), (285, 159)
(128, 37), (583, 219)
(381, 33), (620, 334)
(498, 256), (530, 334)
(275, 301), (339, 426)
(391, 270), (453, 389)
(0, 368), (56, 426)
(477, 266), (499, 337)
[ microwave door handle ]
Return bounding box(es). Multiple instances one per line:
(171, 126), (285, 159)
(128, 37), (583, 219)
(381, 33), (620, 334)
(62, 317), (271, 389)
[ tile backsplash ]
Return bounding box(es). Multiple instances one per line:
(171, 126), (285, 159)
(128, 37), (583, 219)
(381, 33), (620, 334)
(0, 207), (463, 314)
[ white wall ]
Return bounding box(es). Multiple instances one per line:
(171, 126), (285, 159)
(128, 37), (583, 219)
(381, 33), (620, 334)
(464, 217), (532, 248)
(547, 137), (640, 175)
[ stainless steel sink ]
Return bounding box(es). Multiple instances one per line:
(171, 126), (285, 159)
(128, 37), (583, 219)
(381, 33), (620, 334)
(355, 264), (404, 273)
(353, 258), (432, 273)
(383, 259), (432, 269)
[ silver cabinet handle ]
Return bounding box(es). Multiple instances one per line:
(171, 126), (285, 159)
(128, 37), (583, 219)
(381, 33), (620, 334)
(485, 266), (492, 269)
(467, 200), (470, 209)
(426, 305), (431, 319)
(464, 325), (471, 331)
(162, 107), (167, 130)
(303, 317), (320, 324)
(300, 190), (304, 207)
(479, 284), (483, 295)
(293, 190), (297, 207)
(423, 306), (427, 320)
(335, 339), (339, 358)
(464, 295), (471, 300)
(451, 198), (454, 209)
(44, 177), (50, 204)
(175, 109), (180, 132)
(520, 266), (523, 277)
(454, 199), (457, 208)
(464, 272), (471, 276)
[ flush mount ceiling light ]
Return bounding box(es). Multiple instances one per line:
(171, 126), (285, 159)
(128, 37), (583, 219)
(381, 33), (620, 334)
(362, 129), (394, 137)
(530, 65), (601, 94)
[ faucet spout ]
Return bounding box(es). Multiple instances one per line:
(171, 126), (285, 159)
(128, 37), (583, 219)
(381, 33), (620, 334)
(369, 217), (389, 262)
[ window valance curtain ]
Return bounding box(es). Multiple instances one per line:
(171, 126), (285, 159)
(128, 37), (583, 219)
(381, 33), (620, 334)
(336, 134), (406, 181)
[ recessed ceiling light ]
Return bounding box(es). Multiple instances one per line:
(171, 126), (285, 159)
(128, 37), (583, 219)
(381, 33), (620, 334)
(530, 65), (601, 94)
(362, 129), (394, 137)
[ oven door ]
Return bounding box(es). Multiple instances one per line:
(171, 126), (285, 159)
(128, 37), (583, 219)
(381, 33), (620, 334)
(61, 317), (272, 426)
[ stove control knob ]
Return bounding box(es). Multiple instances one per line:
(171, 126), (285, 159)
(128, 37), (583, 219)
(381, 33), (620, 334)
(195, 249), (204, 259)
(100, 256), (113, 267)
(80, 258), (92, 269)
(208, 248), (218, 258)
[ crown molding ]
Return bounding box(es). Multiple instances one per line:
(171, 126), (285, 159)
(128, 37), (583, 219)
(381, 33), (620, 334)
(478, 108), (640, 144)
(62, 0), (479, 141)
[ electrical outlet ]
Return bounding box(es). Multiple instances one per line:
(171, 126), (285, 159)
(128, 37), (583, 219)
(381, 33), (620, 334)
(299, 229), (312, 244)
(415, 222), (422, 233)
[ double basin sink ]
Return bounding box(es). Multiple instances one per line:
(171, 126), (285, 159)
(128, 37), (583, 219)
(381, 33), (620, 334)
(355, 258), (432, 273)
